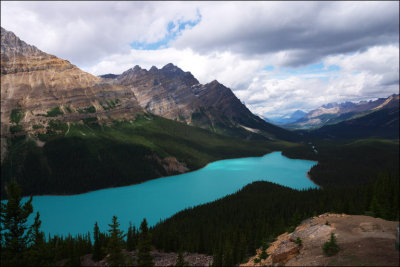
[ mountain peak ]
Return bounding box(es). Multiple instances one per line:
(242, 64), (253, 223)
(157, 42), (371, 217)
(119, 65), (145, 77)
(1, 27), (50, 59)
(162, 63), (177, 70)
(161, 63), (185, 74)
(149, 66), (158, 72)
(208, 80), (221, 86)
(133, 65), (142, 71)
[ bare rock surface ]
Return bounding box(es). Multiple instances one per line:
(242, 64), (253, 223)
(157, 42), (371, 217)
(1, 27), (144, 161)
(241, 213), (399, 266)
(109, 63), (282, 139)
(271, 240), (299, 264)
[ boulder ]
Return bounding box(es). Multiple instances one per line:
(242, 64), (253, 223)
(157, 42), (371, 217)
(271, 240), (299, 264)
(290, 224), (333, 247)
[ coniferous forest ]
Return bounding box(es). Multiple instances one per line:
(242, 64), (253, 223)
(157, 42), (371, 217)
(1, 2), (399, 266)
(1, 138), (398, 266)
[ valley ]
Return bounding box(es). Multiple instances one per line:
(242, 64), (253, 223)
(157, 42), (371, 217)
(18, 152), (316, 238)
(1, 5), (399, 266)
(0, 26), (299, 198)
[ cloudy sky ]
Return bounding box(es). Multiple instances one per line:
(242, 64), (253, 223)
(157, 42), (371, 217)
(1, 1), (399, 117)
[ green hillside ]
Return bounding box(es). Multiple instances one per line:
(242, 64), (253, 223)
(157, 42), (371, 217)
(1, 114), (293, 198)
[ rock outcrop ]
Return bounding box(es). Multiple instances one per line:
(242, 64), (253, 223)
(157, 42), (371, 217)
(113, 64), (201, 123)
(105, 64), (297, 140)
(241, 213), (399, 266)
(0, 27), (144, 161)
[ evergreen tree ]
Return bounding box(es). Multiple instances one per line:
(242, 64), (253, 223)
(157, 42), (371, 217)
(106, 216), (126, 267)
(26, 212), (51, 266)
(222, 241), (233, 266)
(212, 247), (222, 267)
(126, 222), (137, 251)
(323, 233), (340, 256)
(137, 218), (154, 267)
(0, 181), (34, 266)
(92, 222), (104, 261)
(175, 250), (189, 266)
(369, 195), (383, 218)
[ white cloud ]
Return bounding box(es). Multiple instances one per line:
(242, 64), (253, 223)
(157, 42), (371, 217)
(83, 48), (264, 90)
(1, 1), (201, 65)
(241, 45), (399, 117)
(1, 1), (398, 118)
(173, 1), (399, 66)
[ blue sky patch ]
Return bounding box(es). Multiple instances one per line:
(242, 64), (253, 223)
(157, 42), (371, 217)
(268, 62), (341, 80)
(130, 9), (202, 50)
(281, 62), (340, 74)
(263, 65), (274, 71)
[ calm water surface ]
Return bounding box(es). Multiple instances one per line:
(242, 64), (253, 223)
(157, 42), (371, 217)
(18, 152), (317, 236)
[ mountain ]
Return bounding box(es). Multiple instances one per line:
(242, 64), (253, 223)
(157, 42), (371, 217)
(266, 110), (306, 125)
(307, 101), (399, 140)
(1, 27), (296, 197)
(99, 73), (119, 79)
(0, 27), (144, 161)
(102, 64), (298, 141)
(284, 94), (399, 129)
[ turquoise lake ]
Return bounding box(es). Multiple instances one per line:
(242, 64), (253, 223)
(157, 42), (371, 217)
(18, 151), (317, 236)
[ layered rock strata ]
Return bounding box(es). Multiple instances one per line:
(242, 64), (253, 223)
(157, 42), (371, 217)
(1, 27), (144, 161)
(105, 63), (293, 139)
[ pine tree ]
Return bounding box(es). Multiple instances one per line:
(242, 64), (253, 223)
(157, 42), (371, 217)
(137, 218), (154, 267)
(92, 222), (103, 261)
(26, 212), (51, 266)
(222, 241), (233, 267)
(126, 222), (136, 251)
(0, 181), (34, 266)
(175, 250), (189, 266)
(323, 233), (340, 256)
(212, 247), (222, 267)
(106, 216), (126, 267)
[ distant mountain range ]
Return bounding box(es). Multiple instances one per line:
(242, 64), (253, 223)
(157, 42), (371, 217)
(306, 100), (399, 140)
(266, 110), (307, 125)
(266, 94), (399, 131)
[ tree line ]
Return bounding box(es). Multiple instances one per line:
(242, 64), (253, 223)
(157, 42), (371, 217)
(1, 170), (398, 266)
(150, 172), (399, 266)
(0, 181), (154, 267)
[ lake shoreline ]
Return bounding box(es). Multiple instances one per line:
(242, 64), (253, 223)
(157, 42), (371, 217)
(4, 151), (318, 237)
(14, 150), (276, 199)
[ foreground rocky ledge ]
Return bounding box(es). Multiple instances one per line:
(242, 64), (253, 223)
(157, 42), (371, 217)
(241, 213), (399, 266)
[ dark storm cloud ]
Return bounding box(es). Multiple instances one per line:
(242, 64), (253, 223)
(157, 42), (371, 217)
(173, 1), (399, 67)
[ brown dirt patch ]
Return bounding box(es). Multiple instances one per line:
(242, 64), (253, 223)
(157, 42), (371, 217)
(242, 213), (399, 266)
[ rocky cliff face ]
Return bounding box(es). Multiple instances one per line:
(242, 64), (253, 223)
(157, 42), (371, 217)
(106, 63), (296, 140)
(0, 27), (144, 161)
(114, 64), (202, 122)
